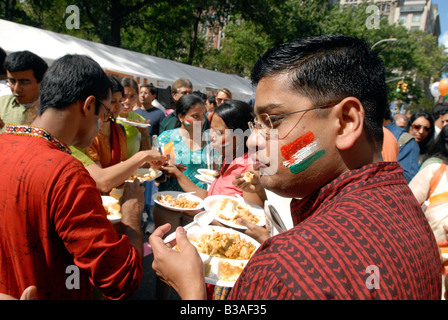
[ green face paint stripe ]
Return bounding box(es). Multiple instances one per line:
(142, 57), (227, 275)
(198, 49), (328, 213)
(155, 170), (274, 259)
(289, 149), (326, 174)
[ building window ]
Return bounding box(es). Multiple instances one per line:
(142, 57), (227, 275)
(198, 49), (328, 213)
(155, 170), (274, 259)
(399, 14), (407, 23)
(412, 13), (421, 22)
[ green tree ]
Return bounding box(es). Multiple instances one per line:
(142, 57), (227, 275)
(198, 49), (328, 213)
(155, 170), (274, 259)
(201, 17), (273, 77)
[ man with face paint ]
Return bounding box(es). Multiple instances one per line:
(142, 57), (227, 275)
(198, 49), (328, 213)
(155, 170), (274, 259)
(0, 54), (165, 299)
(149, 35), (442, 300)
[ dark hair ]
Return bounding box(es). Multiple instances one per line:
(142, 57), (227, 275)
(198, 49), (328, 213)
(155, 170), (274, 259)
(121, 77), (138, 92)
(424, 125), (448, 163)
(213, 100), (252, 132)
(39, 54), (110, 115)
(140, 83), (158, 95)
(109, 76), (124, 96)
(0, 47), (7, 75)
(433, 103), (448, 119)
(207, 95), (216, 106)
(406, 110), (435, 155)
(251, 34), (387, 147)
(213, 100), (253, 154)
(4, 50), (48, 83)
(193, 90), (207, 102)
(175, 94), (204, 128)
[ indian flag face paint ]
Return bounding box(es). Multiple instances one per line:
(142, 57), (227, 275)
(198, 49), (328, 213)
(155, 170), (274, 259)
(184, 119), (192, 127)
(281, 131), (326, 174)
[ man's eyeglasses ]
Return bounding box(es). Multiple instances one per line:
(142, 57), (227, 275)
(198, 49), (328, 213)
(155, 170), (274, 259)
(248, 103), (338, 138)
(412, 124), (431, 133)
(99, 101), (114, 121)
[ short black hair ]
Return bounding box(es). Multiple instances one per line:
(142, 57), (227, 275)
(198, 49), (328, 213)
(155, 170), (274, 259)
(4, 50), (48, 83)
(140, 83), (158, 95)
(251, 34), (387, 146)
(39, 54), (110, 116)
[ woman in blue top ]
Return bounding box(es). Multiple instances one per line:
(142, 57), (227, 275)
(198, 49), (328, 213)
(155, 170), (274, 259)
(153, 93), (211, 299)
(158, 94), (209, 192)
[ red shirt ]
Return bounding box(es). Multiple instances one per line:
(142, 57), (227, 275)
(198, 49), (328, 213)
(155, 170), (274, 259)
(0, 127), (142, 299)
(228, 162), (442, 299)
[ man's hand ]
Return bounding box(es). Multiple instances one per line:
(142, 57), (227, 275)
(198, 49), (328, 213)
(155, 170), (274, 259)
(150, 224), (207, 300)
(141, 150), (167, 169)
(0, 286), (36, 300)
(120, 179), (145, 217)
(237, 218), (270, 244)
(120, 179), (145, 257)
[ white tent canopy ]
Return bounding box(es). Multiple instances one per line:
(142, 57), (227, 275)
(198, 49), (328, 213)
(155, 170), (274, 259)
(0, 19), (255, 101)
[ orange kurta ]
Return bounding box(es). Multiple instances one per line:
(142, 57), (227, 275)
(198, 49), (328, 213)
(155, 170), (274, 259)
(86, 121), (128, 168)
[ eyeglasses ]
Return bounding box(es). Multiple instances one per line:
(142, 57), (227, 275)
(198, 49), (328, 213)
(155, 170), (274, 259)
(99, 101), (114, 121)
(248, 103), (338, 139)
(412, 124), (430, 133)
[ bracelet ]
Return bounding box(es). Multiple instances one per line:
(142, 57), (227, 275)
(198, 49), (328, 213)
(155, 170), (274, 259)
(142, 135), (151, 139)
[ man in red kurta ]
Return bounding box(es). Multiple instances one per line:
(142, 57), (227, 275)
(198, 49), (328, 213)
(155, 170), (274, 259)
(0, 54), (164, 299)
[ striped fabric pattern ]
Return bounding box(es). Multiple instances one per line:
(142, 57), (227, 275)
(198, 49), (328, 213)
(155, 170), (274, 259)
(228, 162), (442, 300)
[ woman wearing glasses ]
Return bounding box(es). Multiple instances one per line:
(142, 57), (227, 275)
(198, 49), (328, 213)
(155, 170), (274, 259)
(406, 110), (435, 163)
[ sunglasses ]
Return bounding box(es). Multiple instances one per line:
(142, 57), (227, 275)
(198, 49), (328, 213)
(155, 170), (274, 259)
(412, 124), (431, 133)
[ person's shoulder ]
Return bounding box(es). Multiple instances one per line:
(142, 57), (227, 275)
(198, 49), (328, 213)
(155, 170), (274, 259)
(0, 94), (15, 107)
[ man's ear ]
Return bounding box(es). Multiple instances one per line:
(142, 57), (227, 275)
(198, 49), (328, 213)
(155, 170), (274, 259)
(334, 97), (364, 151)
(81, 95), (96, 116)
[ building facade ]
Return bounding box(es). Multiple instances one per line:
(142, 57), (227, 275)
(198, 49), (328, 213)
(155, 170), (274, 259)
(335, 0), (440, 38)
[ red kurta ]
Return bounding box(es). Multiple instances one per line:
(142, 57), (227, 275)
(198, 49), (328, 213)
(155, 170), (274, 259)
(228, 162), (442, 300)
(0, 126), (142, 300)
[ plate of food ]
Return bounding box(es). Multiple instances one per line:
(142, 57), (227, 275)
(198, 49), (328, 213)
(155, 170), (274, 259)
(116, 117), (150, 128)
(204, 195), (265, 229)
(172, 224), (259, 287)
(153, 191), (204, 212)
(126, 168), (162, 182)
(194, 174), (215, 185)
(196, 169), (218, 182)
(102, 196), (122, 224)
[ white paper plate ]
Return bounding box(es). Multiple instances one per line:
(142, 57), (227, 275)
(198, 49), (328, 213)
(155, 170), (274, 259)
(152, 191), (204, 212)
(197, 168), (218, 177)
(125, 168), (162, 183)
(183, 225), (260, 287)
(101, 196), (122, 224)
(204, 195), (265, 229)
(116, 117), (150, 128)
(194, 174), (215, 185)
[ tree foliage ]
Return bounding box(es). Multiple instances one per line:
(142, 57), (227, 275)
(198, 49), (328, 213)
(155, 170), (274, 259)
(1, 0), (447, 108)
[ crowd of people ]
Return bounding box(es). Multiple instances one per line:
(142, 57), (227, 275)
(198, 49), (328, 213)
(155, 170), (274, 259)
(0, 34), (447, 301)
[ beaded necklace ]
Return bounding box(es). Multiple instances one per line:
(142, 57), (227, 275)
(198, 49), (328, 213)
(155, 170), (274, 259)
(6, 125), (72, 154)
